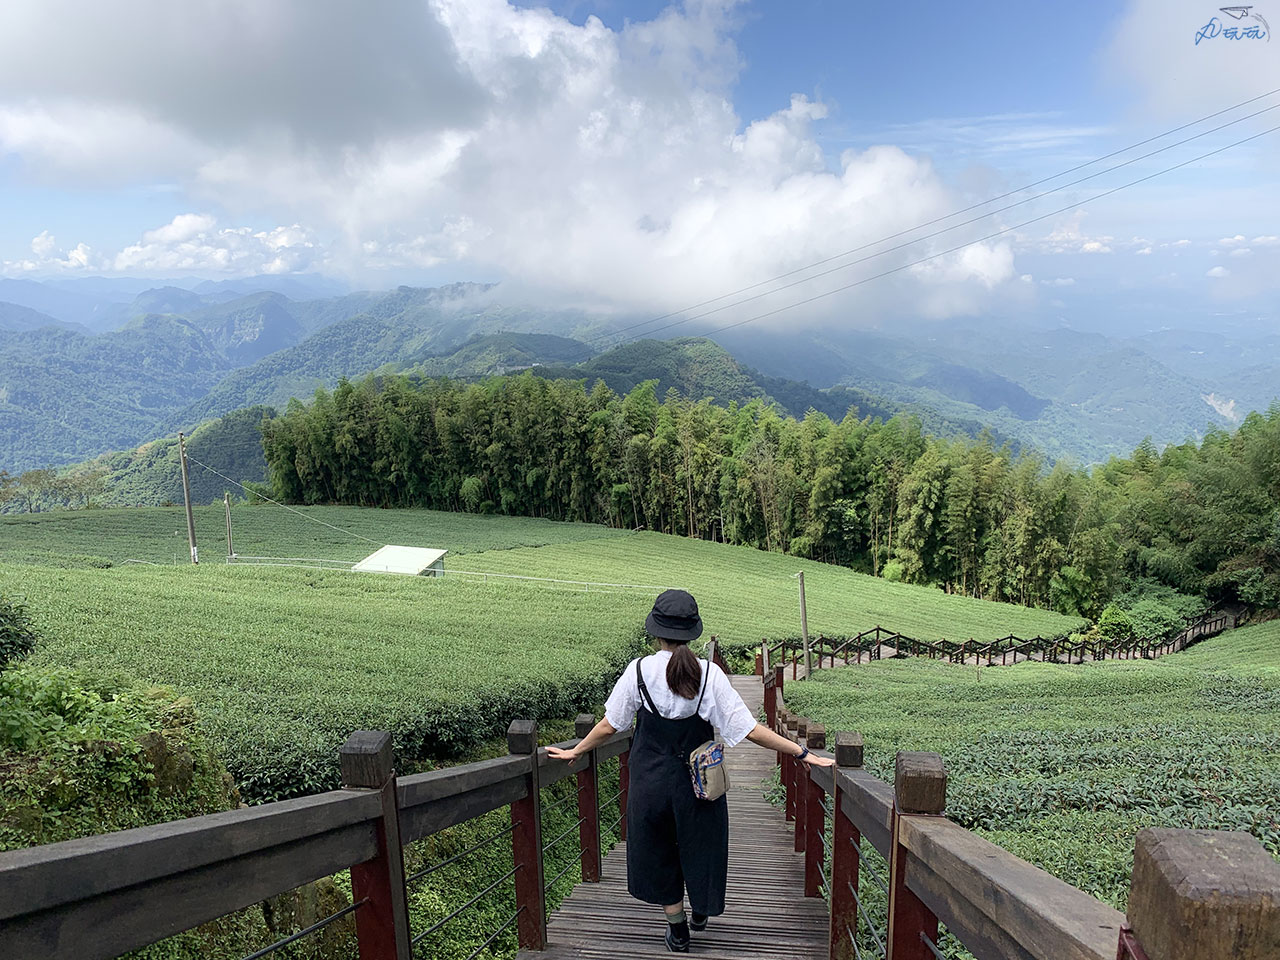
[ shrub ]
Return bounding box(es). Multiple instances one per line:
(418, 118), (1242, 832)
(1096, 605), (1134, 642)
(1125, 599), (1186, 640)
(881, 561), (904, 582)
(0, 663), (238, 850)
(0, 594), (37, 667)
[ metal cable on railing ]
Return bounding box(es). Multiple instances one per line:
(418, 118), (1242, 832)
(410, 865), (520, 946)
(541, 818), (586, 857)
(462, 907), (525, 960)
(919, 930), (948, 960)
(848, 878), (888, 958)
(543, 855), (581, 898)
(406, 823), (516, 885)
(856, 837), (890, 894)
(238, 898), (367, 960)
(540, 789), (583, 818)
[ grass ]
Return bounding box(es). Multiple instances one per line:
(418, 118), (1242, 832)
(460, 533), (1084, 642)
(0, 504), (630, 567)
(6, 561), (649, 801)
(785, 621), (1280, 909)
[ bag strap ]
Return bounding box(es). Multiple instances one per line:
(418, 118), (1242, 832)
(636, 657), (659, 714)
(694, 659), (711, 713)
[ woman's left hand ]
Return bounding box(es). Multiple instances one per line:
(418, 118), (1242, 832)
(803, 753), (836, 767)
(546, 746), (580, 762)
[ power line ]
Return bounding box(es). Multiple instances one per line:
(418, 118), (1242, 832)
(667, 122), (1280, 343)
(183, 453), (382, 545)
(590, 85), (1280, 345)
(608, 102), (1280, 346)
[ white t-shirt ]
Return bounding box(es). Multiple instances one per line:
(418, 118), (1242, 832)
(604, 651), (758, 747)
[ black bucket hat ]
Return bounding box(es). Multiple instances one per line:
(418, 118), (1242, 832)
(645, 589), (703, 642)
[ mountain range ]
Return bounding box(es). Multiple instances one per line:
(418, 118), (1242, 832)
(2, 275), (1279, 478)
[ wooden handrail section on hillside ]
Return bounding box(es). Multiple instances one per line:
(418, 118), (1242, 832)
(1, 664), (1277, 960)
(754, 610), (1240, 676)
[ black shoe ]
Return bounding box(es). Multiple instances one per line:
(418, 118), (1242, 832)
(690, 913), (708, 932)
(665, 922), (691, 952)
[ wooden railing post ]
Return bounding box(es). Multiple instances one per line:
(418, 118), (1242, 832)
(1122, 828), (1280, 959)
(887, 752), (946, 960)
(575, 714), (601, 883)
(828, 733), (864, 960)
(784, 714), (799, 823)
(772, 666), (785, 767)
(794, 719), (810, 853)
(764, 669), (778, 729)
(508, 719), (547, 951)
(340, 731), (411, 960)
(803, 724), (826, 897)
(618, 748), (630, 841)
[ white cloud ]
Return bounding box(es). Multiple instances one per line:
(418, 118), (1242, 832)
(1107, 0), (1279, 119)
(111, 215), (323, 274)
(1041, 277), (1076, 287)
(1253, 235), (1280, 246)
(1135, 246), (1152, 255)
(1207, 266), (1230, 278)
(1, 234), (101, 275)
(1033, 211), (1114, 254)
(1171, 239), (1192, 247)
(1219, 235), (1248, 247)
(1229, 247), (1253, 258)
(0, 0), (1018, 320)
(30, 231), (56, 257)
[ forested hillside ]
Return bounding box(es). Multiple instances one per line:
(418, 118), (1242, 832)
(262, 372), (1280, 616)
(0, 315), (232, 471)
(716, 319), (1280, 462)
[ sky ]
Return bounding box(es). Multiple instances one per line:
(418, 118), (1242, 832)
(0, 0), (1277, 328)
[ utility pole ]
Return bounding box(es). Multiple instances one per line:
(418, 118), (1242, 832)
(178, 432), (198, 565)
(798, 570), (811, 677)
(224, 492), (234, 560)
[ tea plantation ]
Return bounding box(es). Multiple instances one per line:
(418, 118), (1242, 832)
(0, 503), (631, 567)
(785, 621), (1280, 909)
(2, 506), (1081, 801)
(458, 533), (1082, 642)
(5, 562), (650, 801)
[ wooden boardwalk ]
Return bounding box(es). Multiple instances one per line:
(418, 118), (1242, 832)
(521, 676), (829, 960)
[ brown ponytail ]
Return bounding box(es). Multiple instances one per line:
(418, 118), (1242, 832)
(666, 642), (702, 699)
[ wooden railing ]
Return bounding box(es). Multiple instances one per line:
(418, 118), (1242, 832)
(5, 638), (1276, 960)
(0, 718), (633, 960)
(763, 665), (1280, 960)
(755, 610), (1240, 677)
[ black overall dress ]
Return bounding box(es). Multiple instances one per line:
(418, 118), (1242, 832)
(625, 657), (730, 915)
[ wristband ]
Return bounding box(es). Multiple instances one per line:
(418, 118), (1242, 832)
(797, 745), (810, 761)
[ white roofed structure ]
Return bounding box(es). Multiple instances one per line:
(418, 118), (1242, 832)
(352, 545), (447, 577)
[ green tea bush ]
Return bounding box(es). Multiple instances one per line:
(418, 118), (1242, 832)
(11, 563), (649, 802)
(0, 593), (37, 666)
(787, 622), (1280, 910)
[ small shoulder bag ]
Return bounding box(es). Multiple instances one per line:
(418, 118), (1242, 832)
(687, 662), (729, 801)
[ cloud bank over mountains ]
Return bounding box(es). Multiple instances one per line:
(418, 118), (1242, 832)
(0, 0), (1275, 325)
(0, 0), (1017, 319)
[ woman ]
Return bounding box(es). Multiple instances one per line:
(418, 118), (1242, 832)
(547, 589), (834, 952)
